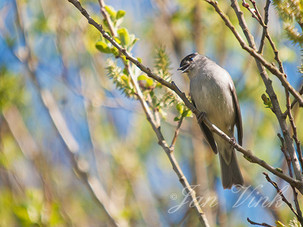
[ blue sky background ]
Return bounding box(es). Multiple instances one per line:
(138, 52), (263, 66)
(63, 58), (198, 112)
(1, 0), (302, 226)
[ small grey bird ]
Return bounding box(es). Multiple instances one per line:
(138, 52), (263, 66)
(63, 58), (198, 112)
(178, 53), (244, 189)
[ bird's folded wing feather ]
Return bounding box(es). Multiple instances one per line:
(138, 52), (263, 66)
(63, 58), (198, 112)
(230, 84), (243, 146)
(192, 96), (218, 154)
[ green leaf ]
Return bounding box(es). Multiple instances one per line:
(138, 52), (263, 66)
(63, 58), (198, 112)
(104, 6), (116, 20)
(111, 47), (120, 57)
(146, 78), (154, 87)
(261, 93), (272, 108)
(137, 75), (154, 88)
(176, 103), (184, 114)
(182, 109), (192, 118)
(118, 28), (130, 46)
(174, 116), (180, 121)
(114, 37), (121, 44)
(95, 41), (111, 53)
(131, 38), (139, 46)
(116, 10), (126, 20)
(137, 75), (147, 81)
(121, 74), (129, 83)
(128, 35), (139, 50)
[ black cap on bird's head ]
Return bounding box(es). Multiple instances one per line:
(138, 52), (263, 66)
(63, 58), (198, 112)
(178, 53), (198, 73)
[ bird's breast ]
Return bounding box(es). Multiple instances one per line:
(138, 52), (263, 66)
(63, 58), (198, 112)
(190, 74), (235, 130)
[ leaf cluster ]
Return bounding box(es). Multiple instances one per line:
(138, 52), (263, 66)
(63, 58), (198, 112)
(96, 6), (138, 55)
(273, 0), (303, 45)
(96, 6), (192, 122)
(106, 59), (135, 98)
(140, 47), (192, 120)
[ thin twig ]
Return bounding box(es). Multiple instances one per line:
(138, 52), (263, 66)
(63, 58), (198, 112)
(248, 0), (303, 220)
(203, 0), (303, 106)
(242, 0), (285, 74)
(286, 90), (303, 172)
(95, 1), (209, 225)
(277, 133), (303, 225)
(249, 0), (264, 24)
(241, 0), (261, 23)
(170, 116), (184, 149)
(258, 0), (271, 54)
(67, 0), (303, 194)
(97, 0), (117, 37)
(263, 173), (301, 220)
(228, 0), (303, 186)
(277, 133), (292, 176)
(129, 65), (210, 226)
(247, 217), (275, 227)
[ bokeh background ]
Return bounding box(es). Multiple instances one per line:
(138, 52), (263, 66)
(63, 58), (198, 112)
(0, 0), (302, 226)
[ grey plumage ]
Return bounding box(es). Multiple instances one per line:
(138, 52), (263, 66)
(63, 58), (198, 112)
(179, 53), (244, 189)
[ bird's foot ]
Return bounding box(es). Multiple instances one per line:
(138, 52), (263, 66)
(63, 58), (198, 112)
(197, 112), (206, 124)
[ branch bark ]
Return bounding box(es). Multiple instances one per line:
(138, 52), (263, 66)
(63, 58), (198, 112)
(67, 0), (303, 194)
(203, 0), (303, 106)
(228, 0), (302, 183)
(96, 1), (209, 225)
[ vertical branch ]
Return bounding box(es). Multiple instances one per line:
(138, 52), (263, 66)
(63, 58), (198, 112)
(67, 0), (303, 194)
(95, 1), (210, 225)
(263, 173), (303, 225)
(286, 91), (303, 172)
(258, 0), (271, 54)
(127, 64), (210, 227)
(203, 0), (303, 105)
(97, 0), (117, 37)
(228, 0), (302, 182)
(170, 116), (184, 149)
(278, 133), (303, 223)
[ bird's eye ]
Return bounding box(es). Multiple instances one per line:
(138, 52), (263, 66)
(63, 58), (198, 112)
(189, 57), (193, 61)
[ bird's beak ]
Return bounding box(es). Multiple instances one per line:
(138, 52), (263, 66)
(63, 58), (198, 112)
(178, 64), (190, 73)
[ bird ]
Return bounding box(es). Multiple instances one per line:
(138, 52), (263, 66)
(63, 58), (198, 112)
(178, 53), (244, 189)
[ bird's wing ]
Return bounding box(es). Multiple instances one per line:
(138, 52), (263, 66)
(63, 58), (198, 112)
(230, 84), (243, 146)
(192, 96), (218, 154)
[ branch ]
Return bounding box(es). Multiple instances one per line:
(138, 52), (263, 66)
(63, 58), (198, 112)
(278, 134), (303, 225)
(286, 89), (303, 172)
(67, 0), (303, 194)
(263, 173), (300, 220)
(247, 217), (275, 227)
(257, 0), (270, 54)
(227, 0), (302, 183)
(203, 0), (303, 106)
(170, 116), (184, 149)
(96, 1), (209, 225)
(97, 0), (117, 37)
(243, 0), (285, 74)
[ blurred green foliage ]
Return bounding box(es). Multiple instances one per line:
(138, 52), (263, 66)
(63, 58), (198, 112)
(0, 0), (302, 226)
(0, 68), (25, 112)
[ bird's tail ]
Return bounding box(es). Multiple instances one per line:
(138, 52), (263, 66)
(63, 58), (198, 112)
(219, 149), (244, 189)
